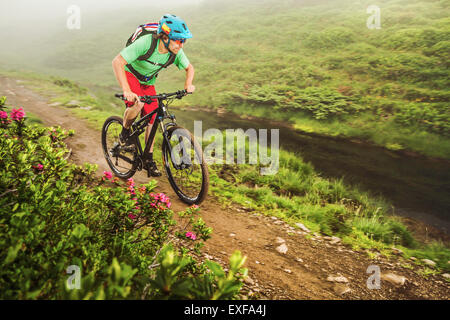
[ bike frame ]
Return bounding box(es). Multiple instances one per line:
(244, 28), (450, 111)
(127, 97), (178, 168)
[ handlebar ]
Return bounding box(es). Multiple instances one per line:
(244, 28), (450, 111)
(115, 89), (191, 103)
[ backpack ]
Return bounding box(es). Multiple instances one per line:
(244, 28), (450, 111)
(125, 23), (176, 82)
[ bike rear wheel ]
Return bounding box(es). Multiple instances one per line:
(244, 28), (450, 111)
(162, 126), (209, 204)
(101, 116), (137, 179)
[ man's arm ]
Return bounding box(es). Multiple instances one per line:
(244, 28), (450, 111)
(184, 64), (195, 93)
(112, 54), (139, 102)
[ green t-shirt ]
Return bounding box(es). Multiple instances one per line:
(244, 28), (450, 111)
(120, 34), (190, 85)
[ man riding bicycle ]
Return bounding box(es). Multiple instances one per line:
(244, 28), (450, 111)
(112, 14), (195, 177)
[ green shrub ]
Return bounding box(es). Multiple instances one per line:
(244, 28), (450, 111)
(303, 204), (351, 236)
(52, 78), (87, 94)
(148, 245), (247, 300)
(352, 216), (416, 247)
(407, 242), (450, 272)
(0, 107), (246, 299)
(394, 102), (450, 136)
(382, 27), (449, 51)
(303, 27), (356, 49)
(228, 85), (366, 120)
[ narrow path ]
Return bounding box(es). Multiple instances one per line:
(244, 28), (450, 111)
(1, 76), (449, 300)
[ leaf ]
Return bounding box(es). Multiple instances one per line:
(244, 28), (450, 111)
(4, 241), (23, 264)
(171, 279), (194, 298)
(229, 251), (247, 271)
(221, 282), (242, 296)
(25, 289), (42, 299)
(110, 258), (121, 281)
(205, 260), (225, 278)
(12, 203), (19, 212)
(71, 224), (88, 239)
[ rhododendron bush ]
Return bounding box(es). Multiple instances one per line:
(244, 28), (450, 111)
(0, 97), (246, 300)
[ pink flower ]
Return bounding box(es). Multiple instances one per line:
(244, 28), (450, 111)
(186, 232), (197, 240)
(126, 178), (135, 187)
(103, 171), (113, 180)
(128, 213), (136, 220)
(191, 204), (199, 209)
(156, 193), (170, 204)
(127, 186), (136, 195)
(0, 111), (10, 126)
(10, 108), (25, 121)
(33, 164), (44, 171)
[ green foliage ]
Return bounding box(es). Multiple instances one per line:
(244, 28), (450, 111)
(303, 204), (352, 236)
(176, 205), (213, 254)
(230, 85), (366, 120)
(352, 216), (417, 247)
(394, 102), (450, 136)
(148, 245), (247, 300)
(381, 27), (449, 51)
(0, 112), (246, 299)
(62, 258), (138, 300)
(303, 27), (356, 49)
(52, 78), (87, 95)
(406, 242), (450, 272)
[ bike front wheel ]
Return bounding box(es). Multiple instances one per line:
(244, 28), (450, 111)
(162, 126), (209, 204)
(101, 116), (137, 179)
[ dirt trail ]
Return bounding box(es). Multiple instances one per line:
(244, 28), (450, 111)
(1, 76), (449, 300)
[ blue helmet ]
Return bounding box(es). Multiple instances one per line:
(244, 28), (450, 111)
(158, 14), (193, 40)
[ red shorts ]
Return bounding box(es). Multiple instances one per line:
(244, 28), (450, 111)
(124, 71), (158, 124)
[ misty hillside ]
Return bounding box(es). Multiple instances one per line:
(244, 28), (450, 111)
(0, 0), (449, 157)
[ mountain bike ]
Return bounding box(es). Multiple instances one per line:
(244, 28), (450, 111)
(101, 90), (209, 204)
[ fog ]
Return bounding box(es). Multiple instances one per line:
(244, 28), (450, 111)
(0, 0), (204, 18)
(0, 0), (313, 80)
(0, 0), (204, 31)
(0, 0), (205, 65)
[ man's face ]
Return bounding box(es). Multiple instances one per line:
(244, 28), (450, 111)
(168, 39), (185, 54)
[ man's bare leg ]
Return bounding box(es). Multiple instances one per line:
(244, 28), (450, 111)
(120, 102), (144, 144)
(123, 101), (144, 129)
